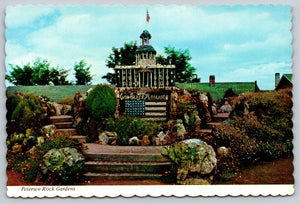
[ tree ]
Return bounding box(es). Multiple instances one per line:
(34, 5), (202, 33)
(6, 58), (71, 85)
(102, 42), (137, 84)
(74, 60), (93, 85)
(156, 46), (196, 83)
(102, 43), (196, 84)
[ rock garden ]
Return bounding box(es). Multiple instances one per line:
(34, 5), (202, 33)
(6, 85), (293, 185)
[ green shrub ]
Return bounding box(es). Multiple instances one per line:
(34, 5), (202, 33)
(86, 84), (117, 120)
(6, 94), (22, 122)
(105, 116), (163, 145)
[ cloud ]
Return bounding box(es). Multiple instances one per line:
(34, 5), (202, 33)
(6, 6), (56, 28)
(5, 5), (292, 89)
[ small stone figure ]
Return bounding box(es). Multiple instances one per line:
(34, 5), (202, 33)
(176, 119), (186, 137)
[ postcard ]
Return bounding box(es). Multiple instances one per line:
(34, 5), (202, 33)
(5, 4), (294, 197)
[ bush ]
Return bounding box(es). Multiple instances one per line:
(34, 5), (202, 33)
(6, 94), (22, 122)
(105, 116), (163, 145)
(7, 133), (85, 184)
(86, 84), (117, 120)
(7, 93), (47, 135)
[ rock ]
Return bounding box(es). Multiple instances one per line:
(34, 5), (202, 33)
(200, 94), (208, 102)
(157, 131), (166, 142)
(141, 135), (151, 146)
(162, 139), (217, 184)
(61, 105), (72, 115)
(178, 178), (211, 185)
(40, 125), (56, 137)
(52, 102), (64, 116)
(176, 119), (186, 137)
(154, 138), (161, 146)
(212, 105), (217, 115)
(220, 101), (232, 113)
(193, 111), (201, 131)
(217, 146), (230, 155)
(98, 132), (109, 145)
(129, 136), (141, 145)
(184, 112), (189, 125)
(111, 140), (117, 145)
(37, 137), (45, 146)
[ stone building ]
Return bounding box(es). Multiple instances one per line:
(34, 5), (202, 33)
(114, 30), (176, 88)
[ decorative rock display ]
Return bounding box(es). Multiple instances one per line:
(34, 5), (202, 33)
(40, 125), (56, 137)
(141, 135), (151, 146)
(98, 131), (117, 145)
(176, 119), (186, 137)
(161, 139), (217, 185)
(129, 136), (141, 145)
(41, 147), (84, 175)
(220, 101), (232, 113)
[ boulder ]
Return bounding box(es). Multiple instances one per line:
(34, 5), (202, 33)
(98, 132), (109, 145)
(40, 125), (56, 137)
(129, 136), (141, 146)
(193, 112), (201, 131)
(162, 139), (217, 184)
(217, 146), (230, 155)
(141, 135), (151, 146)
(157, 131), (166, 142)
(220, 101), (232, 113)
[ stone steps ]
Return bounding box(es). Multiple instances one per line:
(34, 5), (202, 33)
(206, 122), (222, 129)
(54, 122), (73, 129)
(83, 144), (171, 180)
(84, 172), (162, 180)
(55, 128), (78, 136)
(85, 152), (169, 162)
(49, 115), (87, 143)
(50, 115), (73, 123)
(213, 113), (230, 122)
(85, 161), (171, 174)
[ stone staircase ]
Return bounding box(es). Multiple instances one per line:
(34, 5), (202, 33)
(83, 144), (171, 180)
(199, 112), (230, 134)
(49, 115), (87, 142)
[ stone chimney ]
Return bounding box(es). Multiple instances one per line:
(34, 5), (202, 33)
(275, 73), (280, 88)
(209, 75), (215, 87)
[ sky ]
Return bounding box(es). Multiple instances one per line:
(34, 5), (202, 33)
(5, 5), (292, 90)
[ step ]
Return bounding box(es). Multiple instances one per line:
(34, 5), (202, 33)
(199, 129), (212, 134)
(207, 122), (222, 129)
(213, 113), (230, 122)
(84, 152), (170, 162)
(85, 161), (171, 173)
(84, 172), (163, 180)
(55, 128), (78, 135)
(54, 122), (73, 129)
(50, 115), (73, 123)
(70, 135), (87, 143)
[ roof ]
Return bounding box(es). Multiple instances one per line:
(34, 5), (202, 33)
(176, 82), (259, 101)
(283, 74), (292, 83)
(140, 30), (151, 39)
(136, 45), (157, 54)
(275, 74), (293, 90)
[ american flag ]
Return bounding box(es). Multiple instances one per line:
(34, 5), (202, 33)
(125, 99), (166, 121)
(146, 10), (150, 23)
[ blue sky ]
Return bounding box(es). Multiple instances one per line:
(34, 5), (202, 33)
(5, 5), (292, 90)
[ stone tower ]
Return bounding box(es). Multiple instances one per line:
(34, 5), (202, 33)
(136, 30), (157, 66)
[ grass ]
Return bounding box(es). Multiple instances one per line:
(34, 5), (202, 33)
(7, 85), (96, 102)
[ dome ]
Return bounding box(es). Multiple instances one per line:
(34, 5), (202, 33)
(140, 30), (152, 39)
(136, 45), (157, 54)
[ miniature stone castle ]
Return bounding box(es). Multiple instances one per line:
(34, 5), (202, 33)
(114, 30), (176, 88)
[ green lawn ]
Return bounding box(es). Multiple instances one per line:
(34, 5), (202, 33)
(6, 85), (96, 102)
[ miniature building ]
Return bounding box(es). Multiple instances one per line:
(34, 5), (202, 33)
(275, 73), (292, 90)
(114, 30), (176, 88)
